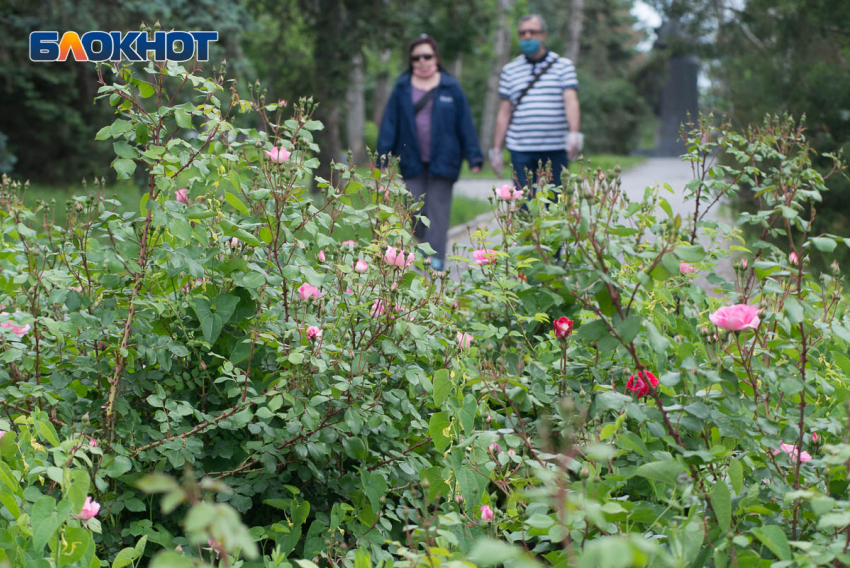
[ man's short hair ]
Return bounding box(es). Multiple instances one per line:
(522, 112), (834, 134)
(518, 14), (547, 33)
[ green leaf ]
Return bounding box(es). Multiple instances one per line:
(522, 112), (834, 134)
(59, 526), (91, 567)
(576, 319), (608, 342)
(112, 546), (140, 568)
(361, 471), (387, 512)
(113, 142), (138, 159)
(63, 469), (90, 516)
(634, 460), (686, 485)
(150, 552), (195, 568)
(784, 297), (804, 324)
(645, 321), (671, 354)
(175, 109), (193, 129)
(137, 82), (155, 98)
(114, 158), (136, 179)
(432, 369), (452, 406)
(751, 525), (791, 560)
(32, 496), (72, 552)
(470, 540), (522, 566)
(225, 192), (250, 215)
(169, 218), (192, 241)
(419, 466), (449, 501)
(95, 126), (112, 140)
(674, 244), (706, 262)
(810, 237), (836, 253)
(710, 481), (732, 532)
(616, 314), (641, 345)
(104, 456), (132, 478)
(428, 412), (452, 451)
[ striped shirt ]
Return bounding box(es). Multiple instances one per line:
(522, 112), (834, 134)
(498, 51), (578, 152)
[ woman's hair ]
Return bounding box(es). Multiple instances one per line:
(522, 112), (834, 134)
(408, 34), (441, 73)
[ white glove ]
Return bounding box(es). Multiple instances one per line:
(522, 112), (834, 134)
(566, 132), (584, 161)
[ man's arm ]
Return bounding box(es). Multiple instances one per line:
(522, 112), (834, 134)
(563, 88), (581, 160)
(491, 99), (513, 176)
(564, 88), (580, 133)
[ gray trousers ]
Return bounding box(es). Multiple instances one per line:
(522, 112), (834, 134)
(405, 166), (455, 261)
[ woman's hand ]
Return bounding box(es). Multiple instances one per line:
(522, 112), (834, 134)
(471, 166), (481, 174)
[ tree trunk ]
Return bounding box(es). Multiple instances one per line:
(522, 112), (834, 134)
(479, 0), (515, 157)
(567, 0), (585, 62)
(372, 49), (392, 126)
(451, 54), (464, 81)
(346, 53), (368, 165)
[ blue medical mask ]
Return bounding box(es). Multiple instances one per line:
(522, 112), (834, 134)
(519, 39), (541, 56)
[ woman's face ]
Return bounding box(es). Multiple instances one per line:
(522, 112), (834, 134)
(410, 43), (438, 78)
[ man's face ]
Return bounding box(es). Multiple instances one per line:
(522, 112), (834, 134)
(518, 18), (546, 44)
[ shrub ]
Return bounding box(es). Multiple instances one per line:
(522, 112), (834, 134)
(1, 59), (849, 568)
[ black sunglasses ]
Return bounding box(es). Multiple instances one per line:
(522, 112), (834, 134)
(410, 53), (435, 62)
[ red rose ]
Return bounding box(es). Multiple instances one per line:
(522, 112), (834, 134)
(553, 316), (574, 339)
(626, 370), (658, 398)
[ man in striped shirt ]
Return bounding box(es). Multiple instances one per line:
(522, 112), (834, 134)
(491, 14), (581, 196)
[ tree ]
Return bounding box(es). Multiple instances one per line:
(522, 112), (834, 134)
(479, 0), (515, 158)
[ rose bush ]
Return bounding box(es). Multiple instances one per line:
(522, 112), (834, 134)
(1, 56), (849, 568)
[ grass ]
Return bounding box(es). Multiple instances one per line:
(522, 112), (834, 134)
(20, 181), (145, 228)
(459, 151), (646, 179)
(450, 196), (492, 227)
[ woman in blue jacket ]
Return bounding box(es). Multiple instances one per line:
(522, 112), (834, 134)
(378, 35), (483, 272)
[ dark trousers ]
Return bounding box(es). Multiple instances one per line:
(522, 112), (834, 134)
(510, 150), (569, 196)
(405, 165), (455, 261)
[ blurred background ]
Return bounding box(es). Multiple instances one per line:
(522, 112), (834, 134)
(1, 0), (848, 257)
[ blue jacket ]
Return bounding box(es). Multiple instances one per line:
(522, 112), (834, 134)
(377, 72), (483, 181)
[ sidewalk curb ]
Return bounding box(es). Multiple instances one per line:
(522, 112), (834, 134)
(447, 211), (497, 242)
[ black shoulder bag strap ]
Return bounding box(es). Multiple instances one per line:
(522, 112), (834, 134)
(512, 57), (557, 110)
(414, 88), (437, 115)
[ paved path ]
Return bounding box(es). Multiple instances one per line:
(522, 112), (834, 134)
(445, 157), (734, 283)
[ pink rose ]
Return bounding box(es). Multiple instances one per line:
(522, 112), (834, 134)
(89, 438), (98, 448)
(384, 247), (414, 269)
(318, 250), (326, 262)
(772, 443), (812, 463)
(480, 505), (494, 521)
(812, 432), (819, 442)
(0, 313), (30, 338)
(200, 361), (207, 370)
(709, 304), (761, 331)
(472, 249), (497, 266)
(457, 331), (473, 350)
(69, 285), (83, 292)
(553, 316), (574, 339)
(680, 262), (698, 274)
(626, 370), (659, 398)
(488, 442), (501, 454)
(265, 146), (291, 163)
(508, 448), (516, 455)
(230, 237), (239, 247)
(0, 431), (5, 441)
(354, 259), (369, 273)
(790, 252), (799, 265)
(742, 259), (748, 269)
(455, 494), (464, 503)
(76, 496), (100, 520)
(599, 171), (605, 180)
(341, 240), (356, 248)
(306, 326), (322, 340)
(278, 99), (286, 106)
(379, 186), (390, 199)
(371, 299), (386, 317)
(298, 283), (321, 301)
(175, 189), (189, 203)
(345, 287), (355, 294)
(496, 184), (523, 201)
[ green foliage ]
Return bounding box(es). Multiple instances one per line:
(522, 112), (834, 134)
(3, 60), (850, 568)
